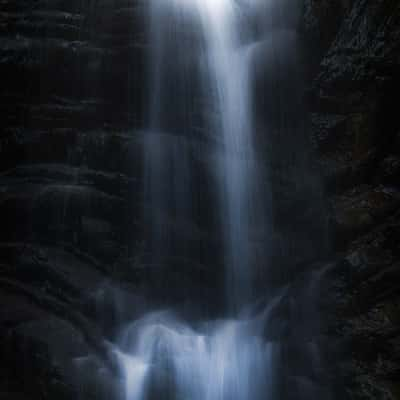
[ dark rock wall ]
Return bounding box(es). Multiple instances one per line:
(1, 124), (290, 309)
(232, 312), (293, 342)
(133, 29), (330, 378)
(304, 0), (400, 398)
(0, 0), (399, 399)
(0, 1), (156, 399)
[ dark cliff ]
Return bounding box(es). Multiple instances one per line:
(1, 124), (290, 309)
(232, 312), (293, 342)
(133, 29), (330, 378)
(304, 0), (400, 398)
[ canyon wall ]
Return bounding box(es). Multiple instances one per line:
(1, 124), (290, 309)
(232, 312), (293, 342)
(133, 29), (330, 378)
(0, 0), (399, 399)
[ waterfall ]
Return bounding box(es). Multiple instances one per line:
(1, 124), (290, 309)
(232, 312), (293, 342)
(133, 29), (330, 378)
(117, 1), (285, 399)
(144, 0), (262, 309)
(195, 0), (257, 309)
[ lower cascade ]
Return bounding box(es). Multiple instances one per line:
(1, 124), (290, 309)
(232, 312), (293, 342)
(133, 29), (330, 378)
(117, 311), (277, 400)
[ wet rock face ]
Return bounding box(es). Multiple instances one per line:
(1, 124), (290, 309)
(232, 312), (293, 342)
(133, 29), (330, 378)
(303, 0), (353, 70)
(305, 0), (400, 398)
(0, 0), (148, 130)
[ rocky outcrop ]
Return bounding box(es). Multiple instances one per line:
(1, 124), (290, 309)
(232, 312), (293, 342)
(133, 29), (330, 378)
(305, 0), (400, 398)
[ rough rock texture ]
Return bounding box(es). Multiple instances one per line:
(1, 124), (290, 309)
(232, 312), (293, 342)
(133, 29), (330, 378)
(304, 0), (400, 398)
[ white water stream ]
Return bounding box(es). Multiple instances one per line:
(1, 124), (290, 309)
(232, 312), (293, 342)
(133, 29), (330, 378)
(119, 1), (279, 399)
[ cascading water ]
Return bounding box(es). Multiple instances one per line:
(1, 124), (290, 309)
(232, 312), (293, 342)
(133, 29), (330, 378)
(116, 309), (278, 400)
(112, 1), (312, 400)
(144, 0), (261, 311)
(196, 0), (257, 309)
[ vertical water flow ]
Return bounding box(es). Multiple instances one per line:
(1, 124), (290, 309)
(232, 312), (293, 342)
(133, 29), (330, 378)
(195, 0), (256, 311)
(143, 0), (194, 264)
(145, 0), (258, 309)
(116, 2), (275, 400)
